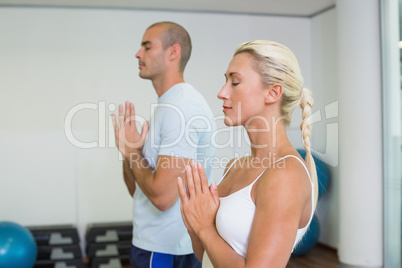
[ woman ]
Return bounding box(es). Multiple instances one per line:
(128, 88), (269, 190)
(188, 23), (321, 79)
(177, 40), (318, 267)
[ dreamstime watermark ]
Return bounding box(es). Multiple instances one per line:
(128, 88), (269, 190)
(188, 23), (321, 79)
(64, 100), (339, 167)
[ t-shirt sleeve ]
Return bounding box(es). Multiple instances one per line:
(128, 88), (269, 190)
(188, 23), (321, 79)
(157, 105), (204, 160)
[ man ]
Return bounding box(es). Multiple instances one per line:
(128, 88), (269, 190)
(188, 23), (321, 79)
(112, 21), (216, 268)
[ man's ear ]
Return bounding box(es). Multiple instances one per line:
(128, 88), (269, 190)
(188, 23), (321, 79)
(265, 83), (283, 104)
(168, 43), (181, 61)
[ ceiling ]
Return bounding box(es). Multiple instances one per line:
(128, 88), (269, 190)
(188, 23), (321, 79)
(0, 0), (336, 17)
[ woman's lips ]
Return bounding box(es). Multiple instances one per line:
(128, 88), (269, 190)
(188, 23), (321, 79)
(222, 106), (231, 112)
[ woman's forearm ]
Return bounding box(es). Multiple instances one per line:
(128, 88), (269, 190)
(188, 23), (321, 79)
(189, 231), (205, 262)
(198, 226), (245, 268)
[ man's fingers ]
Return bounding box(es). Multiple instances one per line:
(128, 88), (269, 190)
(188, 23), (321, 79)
(111, 113), (117, 130)
(131, 103), (136, 119)
(118, 104), (123, 116)
(118, 104), (124, 127)
(124, 101), (129, 121)
(141, 121), (149, 142)
(128, 102), (134, 126)
(111, 114), (119, 142)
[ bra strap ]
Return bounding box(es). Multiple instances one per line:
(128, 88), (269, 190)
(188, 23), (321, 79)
(217, 158), (240, 185)
(248, 154), (311, 187)
(279, 155), (315, 225)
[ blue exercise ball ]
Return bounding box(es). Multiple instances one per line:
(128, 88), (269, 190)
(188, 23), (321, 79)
(292, 216), (320, 256)
(297, 149), (330, 200)
(0, 221), (37, 268)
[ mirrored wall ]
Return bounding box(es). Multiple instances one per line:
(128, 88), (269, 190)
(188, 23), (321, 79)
(381, 0), (402, 267)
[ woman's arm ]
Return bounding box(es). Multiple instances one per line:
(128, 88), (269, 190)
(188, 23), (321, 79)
(178, 193), (205, 261)
(197, 225), (245, 268)
(188, 231), (204, 262)
(244, 157), (312, 267)
(178, 161), (246, 267)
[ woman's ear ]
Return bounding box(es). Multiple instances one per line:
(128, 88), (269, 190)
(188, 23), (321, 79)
(265, 83), (283, 104)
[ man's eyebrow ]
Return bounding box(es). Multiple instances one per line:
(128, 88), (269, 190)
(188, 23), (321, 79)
(141, 41), (151, 46)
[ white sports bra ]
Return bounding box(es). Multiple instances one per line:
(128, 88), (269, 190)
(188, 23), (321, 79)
(211, 155), (315, 260)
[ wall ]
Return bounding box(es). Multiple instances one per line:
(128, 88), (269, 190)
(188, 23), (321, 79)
(309, 2), (385, 265)
(310, 8), (339, 248)
(0, 6), (314, 246)
(337, 0), (383, 266)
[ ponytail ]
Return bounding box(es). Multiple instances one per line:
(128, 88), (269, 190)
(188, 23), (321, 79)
(299, 88), (318, 210)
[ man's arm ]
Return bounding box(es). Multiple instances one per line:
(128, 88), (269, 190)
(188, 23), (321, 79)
(112, 102), (145, 198)
(123, 159), (136, 197)
(112, 101), (194, 211)
(127, 150), (191, 211)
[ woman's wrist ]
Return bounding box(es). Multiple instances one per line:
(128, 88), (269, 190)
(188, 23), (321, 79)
(197, 225), (217, 243)
(188, 229), (197, 237)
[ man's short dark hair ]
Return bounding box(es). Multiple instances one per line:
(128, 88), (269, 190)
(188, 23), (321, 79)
(148, 21), (192, 72)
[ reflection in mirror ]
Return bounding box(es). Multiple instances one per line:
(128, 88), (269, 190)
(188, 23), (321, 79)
(381, 0), (402, 267)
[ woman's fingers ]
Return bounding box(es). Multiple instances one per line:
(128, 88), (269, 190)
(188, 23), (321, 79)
(191, 161), (202, 194)
(210, 182), (220, 206)
(185, 165), (195, 198)
(177, 177), (188, 203)
(197, 163), (209, 194)
(187, 161), (215, 196)
(178, 177), (196, 233)
(179, 163), (220, 235)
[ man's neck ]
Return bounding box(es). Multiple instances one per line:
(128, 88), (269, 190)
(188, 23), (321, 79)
(152, 75), (185, 97)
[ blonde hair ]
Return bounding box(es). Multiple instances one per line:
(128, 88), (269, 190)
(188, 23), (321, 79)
(234, 40), (318, 210)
